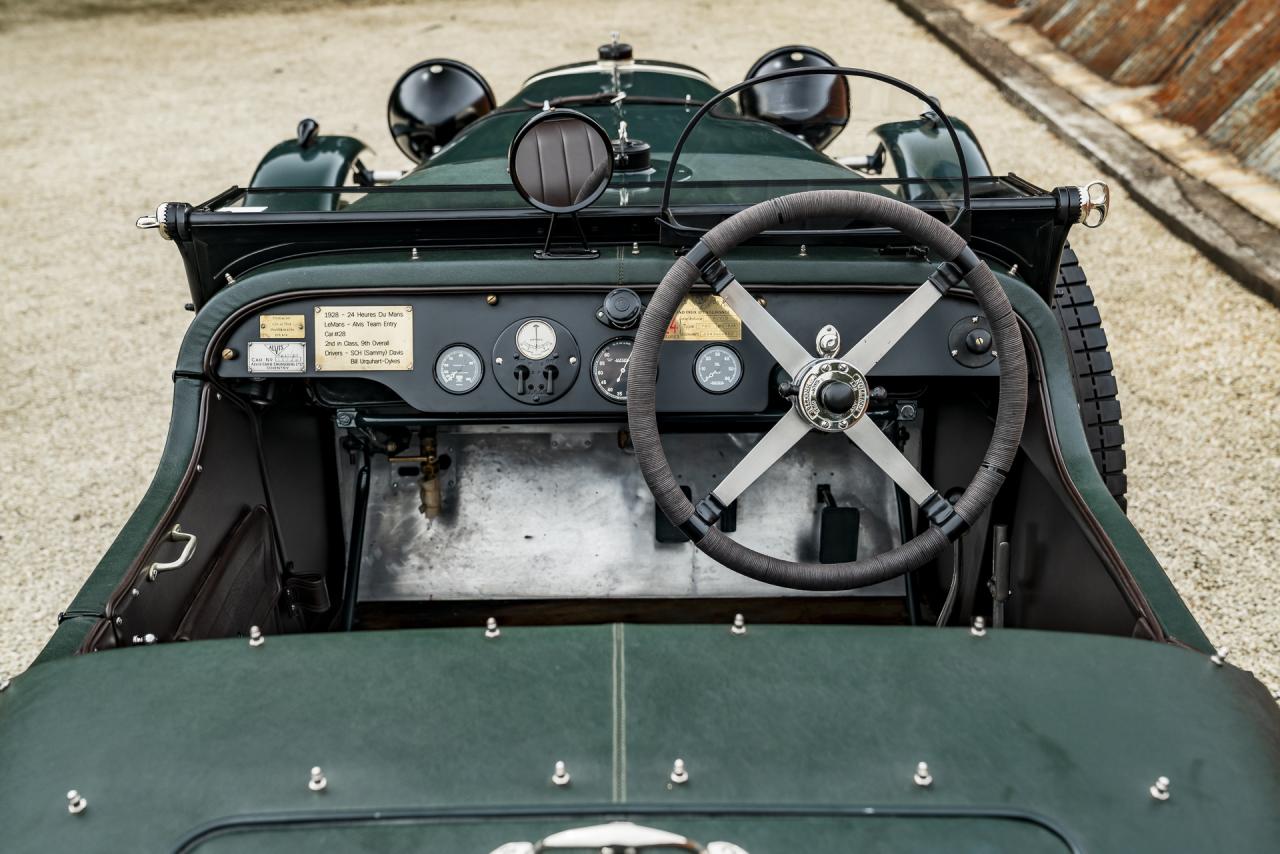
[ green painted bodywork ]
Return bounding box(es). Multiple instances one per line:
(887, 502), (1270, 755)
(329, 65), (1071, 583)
(4, 625), (1277, 851)
(247, 135), (367, 211)
(9, 58), (1276, 851)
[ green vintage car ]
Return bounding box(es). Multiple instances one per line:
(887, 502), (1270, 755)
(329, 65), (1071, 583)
(2, 39), (1277, 852)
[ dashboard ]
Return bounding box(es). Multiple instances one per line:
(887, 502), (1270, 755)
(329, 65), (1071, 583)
(215, 286), (1000, 414)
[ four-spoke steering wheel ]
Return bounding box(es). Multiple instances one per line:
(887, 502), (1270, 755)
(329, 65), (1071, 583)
(627, 191), (1027, 590)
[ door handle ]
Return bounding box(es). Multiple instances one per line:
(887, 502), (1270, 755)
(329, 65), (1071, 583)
(146, 524), (198, 581)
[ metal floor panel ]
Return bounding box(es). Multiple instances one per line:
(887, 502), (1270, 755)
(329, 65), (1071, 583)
(348, 425), (908, 601)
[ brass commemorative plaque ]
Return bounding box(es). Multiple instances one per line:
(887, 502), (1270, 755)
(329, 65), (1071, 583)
(258, 314), (306, 339)
(664, 295), (742, 341)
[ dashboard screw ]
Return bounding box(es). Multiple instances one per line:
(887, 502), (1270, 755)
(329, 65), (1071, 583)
(1150, 776), (1170, 801)
(569, 356), (578, 365)
(552, 760), (571, 787)
(309, 766), (328, 792)
(731, 613), (747, 635)
(221, 348), (237, 361)
(913, 762), (933, 787)
(485, 617), (501, 639)
(670, 758), (689, 784)
(67, 790), (87, 815)
(486, 294), (499, 306)
(756, 297), (767, 307)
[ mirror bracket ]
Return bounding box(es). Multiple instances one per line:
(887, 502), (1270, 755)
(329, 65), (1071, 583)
(534, 212), (600, 260)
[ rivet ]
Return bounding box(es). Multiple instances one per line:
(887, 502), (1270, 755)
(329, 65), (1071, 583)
(195, 464), (203, 473)
(485, 617), (501, 639)
(249, 625), (265, 647)
(670, 758), (689, 784)
(309, 766), (328, 792)
(970, 616), (987, 637)
(67, 790), (87, 815)
(1210, 648), (1227, 666)
(569, 356), (578, 365)
(631, 242), (640, 255)
(486, 294), (499, 306)
(1150, 775), (1170, 801)
(731, 613), (747, 635)
(221, 348), (237, 361)
(913, 761), (933, 787)
(552, 760), (571, 787)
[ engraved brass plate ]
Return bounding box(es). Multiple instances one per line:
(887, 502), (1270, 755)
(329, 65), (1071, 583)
(314, 306), (414, 372)
(259, 314), (305, 339)
(664, 294), (742, 341)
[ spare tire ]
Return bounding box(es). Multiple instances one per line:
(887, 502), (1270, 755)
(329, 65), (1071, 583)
(1050, 245), (1128, 511)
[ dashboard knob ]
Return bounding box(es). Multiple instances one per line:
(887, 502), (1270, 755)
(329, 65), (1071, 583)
(599, 288), (643, 328)
(819, 381), (856, 413)
(965, 327), (992, 354)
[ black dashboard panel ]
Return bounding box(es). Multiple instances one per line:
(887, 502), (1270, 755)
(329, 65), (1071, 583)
(215, 287), (999, 415)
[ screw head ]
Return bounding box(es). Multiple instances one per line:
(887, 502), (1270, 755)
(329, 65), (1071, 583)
(485, 617), (501, 639)
(220, 348), (237, 361)
(552, 760), (571, 786)
(1150, 775), (1170, 801)
(485, 294), (498, 306)
(756, 297), (767, 307)
(66, 790), (87, 814)
(309, 766), (328, 792)
(569, 356), (578, 365)
(670, 758), (689, 784)
(730, 613), (747, 635)
(913, 761), (933, 787)
(248, 625), (264, 647)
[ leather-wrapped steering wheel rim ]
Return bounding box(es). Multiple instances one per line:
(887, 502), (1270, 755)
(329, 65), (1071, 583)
(626, 190), (1027, 590)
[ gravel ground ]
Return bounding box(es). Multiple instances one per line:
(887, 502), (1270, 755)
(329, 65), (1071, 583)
(1, 1), (1277, 691)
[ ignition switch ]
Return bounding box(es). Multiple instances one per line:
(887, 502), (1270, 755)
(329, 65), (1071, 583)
(597, 288), (643, 329)
(948, 315), (998, 368)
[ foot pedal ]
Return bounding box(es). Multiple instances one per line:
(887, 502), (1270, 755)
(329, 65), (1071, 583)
(816, 484), (860, 563)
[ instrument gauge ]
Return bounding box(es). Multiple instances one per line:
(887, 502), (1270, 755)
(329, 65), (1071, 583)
(591, 337), (633, 403)
(435, 344), (484, 394)
(514, 319), (557, 360)
(694, 344), (742, 394)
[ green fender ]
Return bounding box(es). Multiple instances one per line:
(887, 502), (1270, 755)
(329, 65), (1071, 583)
(873, 115), (991, 200)
(246, 135), (368, 212)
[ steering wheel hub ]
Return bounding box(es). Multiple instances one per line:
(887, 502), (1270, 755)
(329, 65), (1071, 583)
(795, 359), (869, 432)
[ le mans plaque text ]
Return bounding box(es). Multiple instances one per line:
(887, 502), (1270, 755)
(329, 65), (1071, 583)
(314, 305), (414, 371)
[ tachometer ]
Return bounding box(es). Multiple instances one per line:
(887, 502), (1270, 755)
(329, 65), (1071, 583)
(694, 344), (742, 394)
(514, 319), (557, 360)
(591, 337), (633, 403)
(435, 344), (483, 394)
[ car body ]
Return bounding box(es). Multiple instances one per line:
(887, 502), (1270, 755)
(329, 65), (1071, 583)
(1, 41), (1277, 852)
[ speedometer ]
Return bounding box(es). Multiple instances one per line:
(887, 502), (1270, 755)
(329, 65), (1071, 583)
(591, 337), (633, 403)
(435, 344), (483, 394)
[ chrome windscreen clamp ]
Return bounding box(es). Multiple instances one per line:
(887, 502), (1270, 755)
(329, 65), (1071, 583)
(1077, 181), (1110, 228)
(135, 203), (173, 239)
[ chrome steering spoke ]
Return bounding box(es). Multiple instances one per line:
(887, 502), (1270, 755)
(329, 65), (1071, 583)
(718, 280), (813, 378)
(842, 278), (944, 375)
(710, 408), (813, 507)
(843, 417), (936, 505)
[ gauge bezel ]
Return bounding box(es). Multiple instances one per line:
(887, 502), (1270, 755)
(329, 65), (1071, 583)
(433, 343), (485, 395)
(514, 318), (558, 361)
(692, 343), (743, 394)
(590, 336), (634, 404)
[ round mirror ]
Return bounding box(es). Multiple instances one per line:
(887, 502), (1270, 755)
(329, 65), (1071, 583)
(508, 110), (614, 214)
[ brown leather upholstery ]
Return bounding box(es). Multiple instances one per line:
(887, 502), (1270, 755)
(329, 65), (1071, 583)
(512, 115), (611, 209)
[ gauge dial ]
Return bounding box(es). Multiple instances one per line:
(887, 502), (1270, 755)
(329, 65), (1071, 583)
(515, 319), (557, 360)
(694, 344), (742, 394)
(592, 337), (633, 403)
(435, 344), (483, 394)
